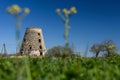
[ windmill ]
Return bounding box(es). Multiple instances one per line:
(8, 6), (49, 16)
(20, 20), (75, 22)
(20, 27), (46, 56)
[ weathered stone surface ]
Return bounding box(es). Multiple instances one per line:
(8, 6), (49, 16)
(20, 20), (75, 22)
(29, 50), (40, 56)
(20, 27), (46, 56)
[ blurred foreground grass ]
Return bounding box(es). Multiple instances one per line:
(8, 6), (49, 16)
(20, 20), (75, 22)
(0, 56), (120, 80)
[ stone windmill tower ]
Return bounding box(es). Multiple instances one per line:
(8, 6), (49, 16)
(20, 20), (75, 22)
(20, 27), (46, 56)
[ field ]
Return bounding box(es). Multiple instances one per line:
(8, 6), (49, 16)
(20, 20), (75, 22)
(0, 56), (120, 80)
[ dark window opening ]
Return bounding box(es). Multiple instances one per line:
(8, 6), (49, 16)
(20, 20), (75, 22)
(30, 46), (32, 50)
(20, 51), (23, 55)
(24, 39), (26, 42)
(38, 39), (41, 43)
(38, 33), (40, 36)
(21, 49), (23, 51)
(40, 52), (42, 55)
(25, 32), (27, 35)
(40, 45), (42, 49)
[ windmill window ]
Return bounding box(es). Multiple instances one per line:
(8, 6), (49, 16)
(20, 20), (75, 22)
(40, 52), (43, 55)
(20, 51), (23, 54)
(38, 33), (40, 36)
(29, 46), (32, 50)
(21, 45), (23, 48)
(40, 45), (42, 49)
(30, 47), (32, 50)
(38, 39), (41, 43)
(21, 49), (23, 51)
(24, 39), (26, 42)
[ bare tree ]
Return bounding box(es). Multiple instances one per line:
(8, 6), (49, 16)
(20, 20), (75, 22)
(90, 43), (104, 57)
(102, 40), (116, 57)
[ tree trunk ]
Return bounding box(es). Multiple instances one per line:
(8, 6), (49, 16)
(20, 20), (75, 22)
(107, 50), (110, 57)
(95, 52), (99, 57)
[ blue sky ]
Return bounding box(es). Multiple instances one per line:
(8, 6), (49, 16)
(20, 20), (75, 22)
(0, 0), (120, 56)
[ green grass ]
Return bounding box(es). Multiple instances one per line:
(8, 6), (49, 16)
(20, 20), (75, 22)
(0, 56), (120, 80)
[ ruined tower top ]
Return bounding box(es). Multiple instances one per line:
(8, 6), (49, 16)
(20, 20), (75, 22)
(26, 27), (42, 32)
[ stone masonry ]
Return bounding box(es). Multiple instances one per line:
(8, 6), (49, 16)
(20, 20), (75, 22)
(20, 27), (46, 56)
